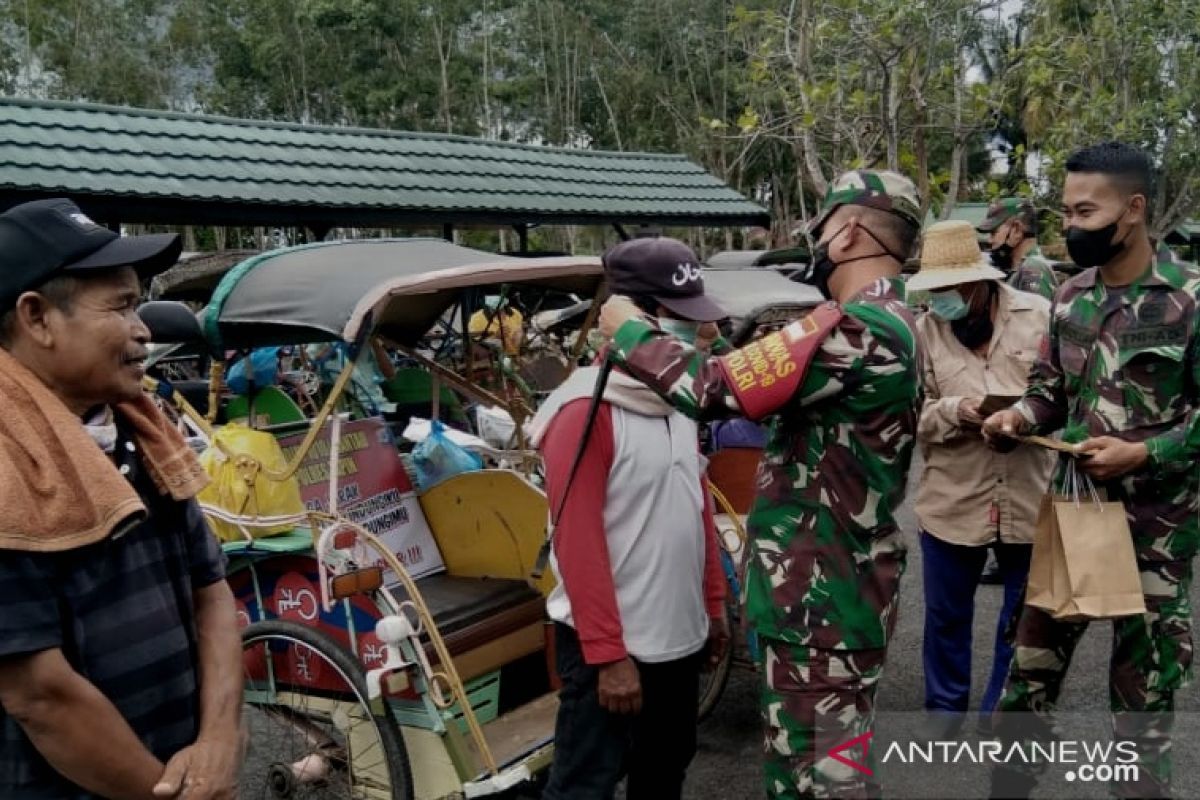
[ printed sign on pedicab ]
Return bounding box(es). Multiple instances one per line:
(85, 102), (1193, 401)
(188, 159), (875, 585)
(277, 417), (445, 582)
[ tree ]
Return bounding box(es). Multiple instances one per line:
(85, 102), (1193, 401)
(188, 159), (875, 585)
(1014, 0), (1199, 237)
(727, 0), (1000, 232)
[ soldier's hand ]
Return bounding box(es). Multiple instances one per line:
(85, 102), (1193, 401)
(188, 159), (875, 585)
(1076, 437), (1149, 481)
(704, 611), (731, 671)
(982, 409), (1028, 452)
(598, 295), (645, 339)
(695, 322), (721, 353)
(958, 398), (984, 428)
(598, 657), (643, 715)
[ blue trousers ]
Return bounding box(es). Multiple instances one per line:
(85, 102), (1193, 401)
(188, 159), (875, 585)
(921, 530), (1031, 715)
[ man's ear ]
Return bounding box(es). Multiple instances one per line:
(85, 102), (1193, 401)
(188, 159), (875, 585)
(836, 215), (861, 254)
(12, 292), (56, 348)
(1126, 193), (1148, 225)
(1008, 220), (1025, 243)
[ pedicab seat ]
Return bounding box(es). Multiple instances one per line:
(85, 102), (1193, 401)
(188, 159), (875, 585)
(171, 379), (212, 416)
(414, 573), (546, 679)
(220, 529), (314, 555)
(417, 574), (541, 635)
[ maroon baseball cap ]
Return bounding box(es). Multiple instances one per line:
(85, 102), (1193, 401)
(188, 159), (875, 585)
(602, 237), (727, 322)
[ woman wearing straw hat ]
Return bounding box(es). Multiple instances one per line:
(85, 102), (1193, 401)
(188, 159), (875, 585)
(907, 220), (1057, 740)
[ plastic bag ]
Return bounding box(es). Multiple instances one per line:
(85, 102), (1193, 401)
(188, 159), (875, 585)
(226, 348), (282, 395)
(411, 419), (483, 491)
(198, 423), (306, 542)
(468, 306), (525, 355)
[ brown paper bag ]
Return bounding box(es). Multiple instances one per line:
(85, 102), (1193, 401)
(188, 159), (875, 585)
(1026, 493), (1146, 621)
(1026, 494), (1059, 612)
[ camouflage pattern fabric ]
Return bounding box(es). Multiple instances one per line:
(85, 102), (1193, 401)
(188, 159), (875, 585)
(760, 639), (886, 798)
(609, 277), (923, 651)
(977, 197), (1037, 234)
(1007, 244), (1060, 301)
(806, 170), (924, 236)
(993, 559), (1194, 797)
(1013, 244), (1200, 562)
(997, 244), (1200, 797)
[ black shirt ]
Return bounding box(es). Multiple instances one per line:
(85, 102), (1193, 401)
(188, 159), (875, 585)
(0, 424), (226, 798)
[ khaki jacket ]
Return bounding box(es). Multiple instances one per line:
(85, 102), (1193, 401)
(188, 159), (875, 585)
(915, 284), (1057, 545)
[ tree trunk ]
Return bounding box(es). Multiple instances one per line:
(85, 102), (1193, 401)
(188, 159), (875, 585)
(1152, 174), (1196, 241)
(785, 0), (828, 196)
(432, 14), (454, 134)
(941, 52), (967, 220)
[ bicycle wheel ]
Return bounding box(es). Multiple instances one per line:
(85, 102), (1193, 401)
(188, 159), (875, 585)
(240, 620), (413, 800)
(696, 597), (736, 723)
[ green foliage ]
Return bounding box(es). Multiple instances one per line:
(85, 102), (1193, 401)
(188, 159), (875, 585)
(0, 0), (1194, 242)
(1012, 0), (1200, 235)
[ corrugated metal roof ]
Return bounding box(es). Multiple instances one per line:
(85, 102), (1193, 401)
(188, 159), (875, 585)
(924, 202), (990, 230)
(0, 97), (768, 228)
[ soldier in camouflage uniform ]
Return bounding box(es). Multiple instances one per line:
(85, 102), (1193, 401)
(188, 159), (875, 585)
(977, 198), (1061, 301)
(984, 142), (1200, 798)
(598, 170), (925, 798)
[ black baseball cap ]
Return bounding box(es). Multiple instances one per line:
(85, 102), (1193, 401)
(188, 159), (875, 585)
(0, 198), (182, 308)
(602, 237), (726, 322)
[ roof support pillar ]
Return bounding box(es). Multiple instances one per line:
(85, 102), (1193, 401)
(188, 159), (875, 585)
(442, 223), (454, 242)
(513, 224), (529, 253)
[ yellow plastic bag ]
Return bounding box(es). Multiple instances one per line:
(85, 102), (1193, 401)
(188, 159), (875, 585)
(469, 306), (524, 355)
(198, 423), (306, 542)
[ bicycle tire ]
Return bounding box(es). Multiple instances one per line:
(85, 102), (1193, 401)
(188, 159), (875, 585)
(240, 619), (413, 800)
(696, 596), (736, 723)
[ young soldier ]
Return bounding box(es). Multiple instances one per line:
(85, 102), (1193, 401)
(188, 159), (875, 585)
(984, 142), (1200, 798)
(599, 171), (924, 798)
(977, 197), (1060, 301)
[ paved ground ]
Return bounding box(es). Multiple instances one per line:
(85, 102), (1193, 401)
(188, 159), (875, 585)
(670, 460), (1200, 799)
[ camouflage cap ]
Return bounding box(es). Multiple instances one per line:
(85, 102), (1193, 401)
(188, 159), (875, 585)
(807, 169), (922, 237)
(977, 197), (1036, 233)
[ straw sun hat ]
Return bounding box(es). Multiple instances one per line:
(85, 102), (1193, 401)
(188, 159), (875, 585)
(906, 220), (1006, 293)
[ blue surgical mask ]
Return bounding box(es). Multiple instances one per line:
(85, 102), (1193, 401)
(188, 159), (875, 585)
(658, 317), (701, 344)
(928, 290), (969, 321)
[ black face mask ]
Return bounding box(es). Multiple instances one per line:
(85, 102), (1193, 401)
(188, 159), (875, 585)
(989, 243), (1015, 272)
(804, 239), (839, 300)
(950, 282), (996, 350)
(1066, 218), (1126, 268)
(796, 223), (903, 300)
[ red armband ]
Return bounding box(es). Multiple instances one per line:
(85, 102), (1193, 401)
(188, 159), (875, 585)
(716, 302), (844, 420)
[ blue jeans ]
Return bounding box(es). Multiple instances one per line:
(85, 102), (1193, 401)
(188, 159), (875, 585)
(921, 530), (1031, 715)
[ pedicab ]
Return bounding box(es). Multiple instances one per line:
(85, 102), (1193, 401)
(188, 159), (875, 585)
(692, 267), (822, 720)
(145, 238), (608, 800)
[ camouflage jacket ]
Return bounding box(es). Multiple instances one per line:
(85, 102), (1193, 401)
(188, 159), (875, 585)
(1007, 244), (1060, 301)
(610, 278), (922, 650)
(1015, 245), (1200, 562)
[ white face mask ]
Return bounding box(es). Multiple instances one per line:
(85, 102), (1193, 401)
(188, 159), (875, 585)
(657, 317), (701, 344)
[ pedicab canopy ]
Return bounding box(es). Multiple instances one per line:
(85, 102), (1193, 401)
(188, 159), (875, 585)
(701, 267), (821, 345)
(202, 238), (603, 350)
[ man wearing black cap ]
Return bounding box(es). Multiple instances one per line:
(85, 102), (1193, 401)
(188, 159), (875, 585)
(528, 236), (728, 800)
(0, 199), (241, 799)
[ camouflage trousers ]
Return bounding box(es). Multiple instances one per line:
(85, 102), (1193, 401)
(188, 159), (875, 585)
(759, 639), (887, 798)
(992, 560), (1194, 798)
